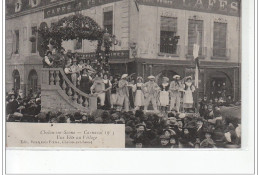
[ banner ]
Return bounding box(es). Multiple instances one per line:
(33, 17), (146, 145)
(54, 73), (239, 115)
(137, 0), (240, 17)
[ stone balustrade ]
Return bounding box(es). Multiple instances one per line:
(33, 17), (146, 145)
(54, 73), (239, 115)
(41, 68), (97, 112)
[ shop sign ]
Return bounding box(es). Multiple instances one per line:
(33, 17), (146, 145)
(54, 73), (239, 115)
(79, 50), (130, 60)
(137, 0), (240, 17)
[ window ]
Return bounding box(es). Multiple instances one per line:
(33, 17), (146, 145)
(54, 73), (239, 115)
(187, 19), (203, 56)
(160, 16), (178, 54)
(31, 26), (37, 53)
(14, 30), (19, 54)
(13, 70), (20, 92)
(103, 10), (113, 35)
(213, 22), (227, 57)
(28, 69), (38, 93)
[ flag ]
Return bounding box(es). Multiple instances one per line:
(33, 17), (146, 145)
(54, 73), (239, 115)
(194, 57), (199, 88)
(193, 43), (200, 88)
(193, 25), (200, 88)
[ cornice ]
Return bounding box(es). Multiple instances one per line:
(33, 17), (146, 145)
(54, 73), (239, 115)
(6, 0), (75, 20)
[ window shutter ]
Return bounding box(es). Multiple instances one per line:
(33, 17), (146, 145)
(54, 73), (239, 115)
(213, 22), (227, 57)
(6, 30), (13, 58)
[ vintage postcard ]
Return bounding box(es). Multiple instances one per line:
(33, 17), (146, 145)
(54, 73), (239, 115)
(5, 0), (241, 149)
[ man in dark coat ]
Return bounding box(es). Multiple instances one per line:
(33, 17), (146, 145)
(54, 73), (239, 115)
(192, 118), (205, 140)
(6, 94), (19, 115)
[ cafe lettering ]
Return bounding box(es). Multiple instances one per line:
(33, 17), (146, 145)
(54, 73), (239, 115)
(44, 0), (122, 18)
(137, 0), (240, 16)
(79, 50), (130, 60)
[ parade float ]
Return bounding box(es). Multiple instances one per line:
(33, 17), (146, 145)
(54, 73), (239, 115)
(38, 14), (115, 113)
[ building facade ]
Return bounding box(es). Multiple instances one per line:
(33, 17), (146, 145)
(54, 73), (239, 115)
(5, 0), (241, 100)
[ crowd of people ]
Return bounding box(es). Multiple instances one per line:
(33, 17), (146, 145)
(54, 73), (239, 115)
(6, 86), (241, 148)
(6, 88), (41, 122)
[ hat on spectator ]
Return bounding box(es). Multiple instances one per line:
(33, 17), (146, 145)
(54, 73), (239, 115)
(173, 75), (181, 79)
(179, 113), (186, 119)
(185, 76), (192, 81)
(137, 76), (143, 81)
(135, 123), (146, 129)
(121, 74), (128, 79)
(148, 75), (155, 80)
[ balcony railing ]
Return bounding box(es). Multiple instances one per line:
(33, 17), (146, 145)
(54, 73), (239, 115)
(185, 46), (207, 59)
(211, 48), (231, 59)
(158, 44), (180, 56)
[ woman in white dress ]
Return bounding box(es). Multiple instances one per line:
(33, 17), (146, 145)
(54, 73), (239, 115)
(183, 76), (196, 112)
(133, 76), (145, 110)
(159, 77), (170, 112)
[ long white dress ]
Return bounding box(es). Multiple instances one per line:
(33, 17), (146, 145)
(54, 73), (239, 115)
(133, 83), (145, 107)
(159, 83), (170, 106)
(183, 82), (195, 108)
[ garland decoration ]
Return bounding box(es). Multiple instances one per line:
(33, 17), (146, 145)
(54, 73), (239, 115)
(38, 14), (113, 73)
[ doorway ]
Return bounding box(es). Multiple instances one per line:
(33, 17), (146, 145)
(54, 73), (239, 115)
(12, 69), (20, 92)
(28, 69), (38, 94)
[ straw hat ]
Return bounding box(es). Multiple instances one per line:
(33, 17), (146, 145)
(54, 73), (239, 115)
(173, 75), (180, 79)
(137, 76), (143, 81)
(186, 76), (192, 80)
(121, 74), (128, 79)
(148, 75), (155, 80)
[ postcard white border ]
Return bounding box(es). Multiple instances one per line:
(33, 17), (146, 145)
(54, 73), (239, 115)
(2, 0), (257, 174)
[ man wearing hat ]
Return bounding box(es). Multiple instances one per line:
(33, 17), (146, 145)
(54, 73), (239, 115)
(6, 93), (19, 115)
(117, 74), (130, 112)
(143, 75), (160, 111)
(169, 75), (183, 112)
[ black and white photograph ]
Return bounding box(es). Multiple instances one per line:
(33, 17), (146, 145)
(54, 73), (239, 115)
(5, 0), (242, 149)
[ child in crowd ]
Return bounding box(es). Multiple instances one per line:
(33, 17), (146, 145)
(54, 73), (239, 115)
(200, 131), (216, 148)
(160, 135), (170, 148)
(169, 136), (179, 148)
